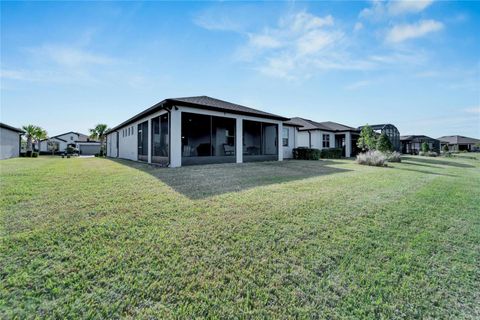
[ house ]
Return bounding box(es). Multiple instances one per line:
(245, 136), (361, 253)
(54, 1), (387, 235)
(358, 124), (401, 152)
(284, 117), (360, 158)
(106, 96), (289, 167)
(0, 122), (24, 160)
(400, 135), (440, 154)
(437, 135), (480, 152)
(39, 131), (101, 155)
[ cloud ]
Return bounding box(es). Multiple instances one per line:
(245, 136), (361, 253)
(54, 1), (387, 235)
(386, 20), (443, 43)
(345, 80), (372, 90)
(388, 0), (434, 15)
(360, 0), (434, 20)
(31, 45), (115, 68)
(354, 22), (363, 32)
(464, 106), (480, 114)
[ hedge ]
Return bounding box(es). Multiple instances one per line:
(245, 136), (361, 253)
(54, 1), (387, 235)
(293, 147), (343, 160)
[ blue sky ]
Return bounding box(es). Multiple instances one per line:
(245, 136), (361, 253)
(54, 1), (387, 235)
(1, 1), (479, 138)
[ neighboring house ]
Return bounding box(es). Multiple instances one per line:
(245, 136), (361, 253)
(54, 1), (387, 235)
(437, 135), (480, 152)
(0, 122), (24, 160)
(400, 135), (440, 154)
(106, 96), (289, 167)
(284, 117), (360, 158)
(358, 124), (401, 152)
(39, 131), (101, 155)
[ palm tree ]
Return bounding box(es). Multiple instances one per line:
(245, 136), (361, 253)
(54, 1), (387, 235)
(22, 125), (38, 156)
(34, 127), (48, 153)
(89, 124), (109, 156)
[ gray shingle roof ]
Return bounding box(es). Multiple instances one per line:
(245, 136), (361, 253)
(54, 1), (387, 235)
(169, 96), (288, 120)
(284, 117), (357, 132)
(437, 135), (480, 144)
(108, 96), (289, 133)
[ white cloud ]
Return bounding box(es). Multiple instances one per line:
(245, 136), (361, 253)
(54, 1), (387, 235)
(388, 0), (434, 15)
(386, 20), (443, 43)
(464, 106), (480, 114)
(345, 80), (372, 90)
(360, 0), (434, 20)
(354, 22), (364, 32)
(32, 45), (115, 68)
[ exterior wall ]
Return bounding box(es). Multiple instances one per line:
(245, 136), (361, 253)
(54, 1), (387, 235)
(282, 125), (296, 159)
(297, 131), (310, 148)
(0, 127), (21, 160)
(78, 143), (101, 155)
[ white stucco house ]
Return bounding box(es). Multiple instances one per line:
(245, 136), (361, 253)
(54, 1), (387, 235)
(0, 122), (24, 160)
(106, 96), (361, 167)
(39, 131), (101, 155)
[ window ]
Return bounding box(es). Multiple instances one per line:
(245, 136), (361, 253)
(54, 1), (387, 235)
(70, 136), (73, 140)
(282, 128), (289, 146)
(322, 134), (330, 148)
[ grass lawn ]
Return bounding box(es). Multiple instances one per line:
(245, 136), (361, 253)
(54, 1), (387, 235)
(1, 155), (479, 318)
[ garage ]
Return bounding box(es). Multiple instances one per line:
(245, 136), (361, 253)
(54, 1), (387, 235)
(78, 143), (101, 156)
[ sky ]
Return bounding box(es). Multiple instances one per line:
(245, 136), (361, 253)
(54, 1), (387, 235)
(1, 0), (479, 138)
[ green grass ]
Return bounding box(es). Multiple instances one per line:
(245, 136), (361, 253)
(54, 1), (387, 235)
(1, 155), (479, 319)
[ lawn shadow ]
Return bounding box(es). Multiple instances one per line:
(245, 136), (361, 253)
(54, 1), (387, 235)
(402, 156), (475, 168)
(110, 159), (351, 200)
(394, 166), (458, 177)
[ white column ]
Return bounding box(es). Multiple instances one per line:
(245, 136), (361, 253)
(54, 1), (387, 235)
(278, 122), (283, 161)
(236, 118), (243, 163)
(169, 109), (182, 168)
(345, 132), (351, 158)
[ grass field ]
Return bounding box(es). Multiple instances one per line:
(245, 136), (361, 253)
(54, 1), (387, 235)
(1, 155), (479, 318)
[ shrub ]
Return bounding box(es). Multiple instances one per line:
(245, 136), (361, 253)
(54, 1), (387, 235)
(421, 142), (430, 153)
(293, 147), (321, 160)
(320, 148), (343, 159)
(66, 145), (75, 155)
(356, 150), (387, 166)
(26, 150), (32, 157)
(32, 152), (39, 158)
(419, 151), (438, 157)
(385, 151), (401, 162)
(442, 144), (449, 152)
(443, 152), (453, 158)
(376, 133), (393, 152)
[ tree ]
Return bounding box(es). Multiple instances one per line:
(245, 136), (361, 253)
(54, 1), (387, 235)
(421, 141), (430, 153)
(376, 133), (393, 152)
(22, 125), (38, 156)
(89, 124), (109, 156)
(357, 124), (377, 151)
(33, 127), (48, 153)
(442, 144), (449, 152)
(47, 140), (59, 155)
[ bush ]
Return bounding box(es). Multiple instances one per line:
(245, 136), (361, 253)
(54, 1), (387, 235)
(26, 150), (32, 157)
(385, 151), (401, 162)
(32, 152), (39, 158)
(293, 147), (321, 160)
(442, 144), (449, 152)
(443, 152), (453, 158)
(320, 148), (343, 159)
(376, 133), (393, 152)
(421, 142), (430, 153)
(419, 151), (438, 157)
(66, 145), (75, 155)
(356, 150), (387, 166)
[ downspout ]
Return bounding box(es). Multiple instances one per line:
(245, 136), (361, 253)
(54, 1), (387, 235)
(166, 105), (172, 168)
(308, 130), (312, 148)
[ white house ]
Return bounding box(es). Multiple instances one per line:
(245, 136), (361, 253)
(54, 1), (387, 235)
(39, 131), (101, 155)
(284, 117), (360, 158)
(106, 96), (289, 167)
(0, 122), (24, 160)
(106, 96), (362, 167)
